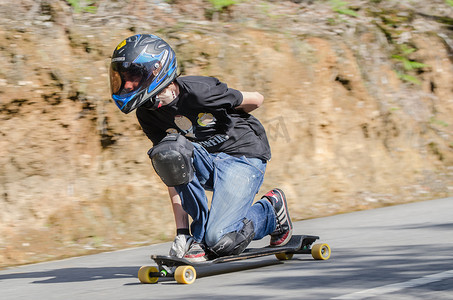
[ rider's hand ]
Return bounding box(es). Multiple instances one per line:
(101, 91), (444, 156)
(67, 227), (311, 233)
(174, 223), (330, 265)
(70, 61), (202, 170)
(169, 230), (193, 258)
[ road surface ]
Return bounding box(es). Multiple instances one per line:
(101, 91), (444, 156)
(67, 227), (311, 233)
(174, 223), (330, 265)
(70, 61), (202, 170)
(1, 197), (452, 299)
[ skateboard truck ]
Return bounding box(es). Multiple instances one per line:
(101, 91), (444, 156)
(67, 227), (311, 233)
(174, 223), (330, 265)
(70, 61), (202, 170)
(138, 234), (331, 284)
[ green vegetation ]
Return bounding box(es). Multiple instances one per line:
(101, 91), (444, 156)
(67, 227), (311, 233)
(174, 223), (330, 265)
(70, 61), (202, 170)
(65, 0), (97, 13)
(330, 0), (358, 17)
(204, 0), (239, 20)
(446, 0), (453, 7)
(392, 45), (428, 85)
(392, 50), (428, 72)
(208, 0), (237, 11)
(369, 7), (429, 85)
(395, 71), (420, 85)
(430, 117), (449, 127)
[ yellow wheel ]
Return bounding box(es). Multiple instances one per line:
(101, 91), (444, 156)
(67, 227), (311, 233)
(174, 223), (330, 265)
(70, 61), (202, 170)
(138, 266), (159, 284)
(311, 243), (331, 260)
(174, 265), (196, 284)
(275, 252), (294, 260)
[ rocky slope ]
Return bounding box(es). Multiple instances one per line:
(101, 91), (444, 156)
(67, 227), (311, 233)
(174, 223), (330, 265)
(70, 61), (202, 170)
(0, 0), (452, 267)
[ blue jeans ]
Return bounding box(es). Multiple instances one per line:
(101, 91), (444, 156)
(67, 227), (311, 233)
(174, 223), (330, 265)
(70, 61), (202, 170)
(174, 143), (277, 247)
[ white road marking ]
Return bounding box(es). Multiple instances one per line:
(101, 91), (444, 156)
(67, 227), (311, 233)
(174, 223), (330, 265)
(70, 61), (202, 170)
(332, 270), (453, 299)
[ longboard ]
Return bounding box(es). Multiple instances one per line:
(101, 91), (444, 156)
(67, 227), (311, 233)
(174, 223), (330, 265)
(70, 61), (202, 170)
(138, 234), (331, 284)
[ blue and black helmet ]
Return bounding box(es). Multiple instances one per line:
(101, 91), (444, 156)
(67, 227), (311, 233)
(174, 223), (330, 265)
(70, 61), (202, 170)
(109, 34), (178, 114)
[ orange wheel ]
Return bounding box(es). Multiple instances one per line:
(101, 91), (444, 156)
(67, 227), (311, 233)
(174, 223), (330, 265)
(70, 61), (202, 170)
(311, 243), (331, 260)
(275, 252), (294, 260)
(138, 266), (159, 284)
(174, 265), (196, 284)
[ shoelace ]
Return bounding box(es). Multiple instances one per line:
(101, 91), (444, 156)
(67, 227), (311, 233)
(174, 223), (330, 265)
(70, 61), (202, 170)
(273, 202), (285, 234)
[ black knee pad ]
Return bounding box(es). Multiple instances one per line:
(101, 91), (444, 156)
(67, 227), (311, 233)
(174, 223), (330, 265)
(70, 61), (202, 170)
(148, 134), (194, 187)
(209, 219), (255, 257)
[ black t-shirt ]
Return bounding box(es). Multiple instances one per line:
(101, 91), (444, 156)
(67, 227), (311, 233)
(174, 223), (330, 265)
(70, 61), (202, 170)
(136, 76), (271, 161)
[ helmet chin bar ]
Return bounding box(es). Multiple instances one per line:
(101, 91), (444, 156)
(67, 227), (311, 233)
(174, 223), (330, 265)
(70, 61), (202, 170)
(141, 97), (160, 110)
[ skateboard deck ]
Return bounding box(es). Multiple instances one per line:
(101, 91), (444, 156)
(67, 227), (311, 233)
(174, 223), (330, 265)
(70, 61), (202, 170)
(138, 234), (331, 284)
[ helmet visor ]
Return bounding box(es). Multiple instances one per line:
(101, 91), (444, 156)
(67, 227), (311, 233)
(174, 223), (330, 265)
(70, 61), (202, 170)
(110, 62), (152, 96)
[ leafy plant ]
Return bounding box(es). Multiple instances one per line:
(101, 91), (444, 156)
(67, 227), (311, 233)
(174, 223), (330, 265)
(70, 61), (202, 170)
(392, 54), (428, 71)
(207, 0), (237, 11)
(330, 0), (358, 17)
(66, 0), (97, 13)
(395, 71), (420, 85)
(392, 45), (428, 85)
(205, 0), (239, 20)
(446, 0), (453, 7)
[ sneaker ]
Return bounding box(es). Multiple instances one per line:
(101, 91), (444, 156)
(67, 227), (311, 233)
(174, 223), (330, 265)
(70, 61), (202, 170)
(263, 188), (293, 246)
(184, 241), (207, 262)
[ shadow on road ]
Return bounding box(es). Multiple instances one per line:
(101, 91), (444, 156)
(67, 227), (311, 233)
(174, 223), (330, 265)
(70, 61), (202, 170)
(231, 244), (453, 291)
(0, 266), (138, 283)
(0, 258), (290, 285)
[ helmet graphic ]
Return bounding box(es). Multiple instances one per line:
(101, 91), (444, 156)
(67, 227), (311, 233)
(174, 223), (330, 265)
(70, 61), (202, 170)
(109, 34), (178, 113)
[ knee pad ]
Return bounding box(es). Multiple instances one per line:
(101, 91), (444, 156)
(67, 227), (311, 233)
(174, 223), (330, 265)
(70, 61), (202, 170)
(148, 134), (194, 187)
(209, 219), (255, 257)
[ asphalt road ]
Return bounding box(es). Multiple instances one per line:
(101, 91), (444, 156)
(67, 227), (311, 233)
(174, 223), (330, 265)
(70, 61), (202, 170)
(1, 197), (452, 300)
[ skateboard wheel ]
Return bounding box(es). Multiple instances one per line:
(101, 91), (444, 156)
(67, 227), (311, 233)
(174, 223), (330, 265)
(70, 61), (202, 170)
(138, 266), (159, 284)
(275, 252), (294, 260)
(311, 243), (331, 260)
(174, 265), (196, 284)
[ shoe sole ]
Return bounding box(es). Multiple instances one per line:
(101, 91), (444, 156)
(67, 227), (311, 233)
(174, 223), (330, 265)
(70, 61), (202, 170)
(184, 256), (207, 262)
(271, 229), (293, 247)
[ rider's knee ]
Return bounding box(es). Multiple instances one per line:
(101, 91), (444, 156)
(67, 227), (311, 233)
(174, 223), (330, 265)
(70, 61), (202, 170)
(207, 218), (255, 257)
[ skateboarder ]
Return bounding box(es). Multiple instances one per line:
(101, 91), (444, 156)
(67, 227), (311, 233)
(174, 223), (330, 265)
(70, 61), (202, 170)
(109, 34), (293, 262)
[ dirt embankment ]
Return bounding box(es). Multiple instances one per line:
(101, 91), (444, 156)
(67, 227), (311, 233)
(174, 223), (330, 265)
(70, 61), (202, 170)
(0, 0), (452, 268)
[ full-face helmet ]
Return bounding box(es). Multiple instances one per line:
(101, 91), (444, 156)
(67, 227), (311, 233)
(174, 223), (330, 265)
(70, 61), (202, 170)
(109, 34), (178, 113)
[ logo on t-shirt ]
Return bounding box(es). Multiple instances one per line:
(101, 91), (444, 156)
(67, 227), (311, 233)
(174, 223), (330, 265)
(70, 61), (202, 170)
(198, 134), (229, 148)
(174, 115), (195, 138)
(197, 113), (216, 127)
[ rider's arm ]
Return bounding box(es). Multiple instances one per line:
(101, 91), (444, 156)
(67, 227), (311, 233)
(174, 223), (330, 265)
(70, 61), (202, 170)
(168, 187), (189, 230)
(236, 91), (264, 113)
